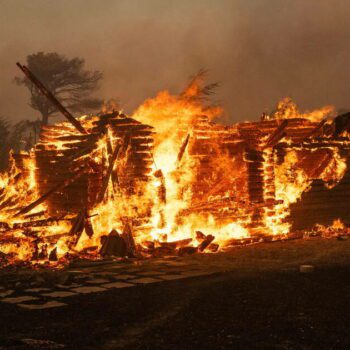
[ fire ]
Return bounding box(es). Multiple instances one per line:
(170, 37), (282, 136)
(271, 97), (335, 122)
(131, 77), (234, 244)
(0, 81), (349, 266)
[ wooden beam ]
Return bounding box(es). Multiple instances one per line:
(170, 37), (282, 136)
(96, 141), (122, 203)
(16, 62), (87, 134)
(176, 133), (190, 167)
(264, 120), (288, 148)
(106, 135), (120, 193)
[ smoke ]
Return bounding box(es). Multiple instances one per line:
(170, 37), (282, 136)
(1, 0), (350, 124)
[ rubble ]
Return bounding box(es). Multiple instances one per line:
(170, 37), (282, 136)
(99, 230), (127, 257)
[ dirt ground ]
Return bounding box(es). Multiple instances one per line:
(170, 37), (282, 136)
(0, 237), (349, 350)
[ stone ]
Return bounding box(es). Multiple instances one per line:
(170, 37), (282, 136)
(101, 282), (134, 289)
(129, 277), (160, 284)
(0, 290), (14, 298)
(113, 274), (136, 280)
(158, 274), (185, 281)
(137, 271), (166, 276)
(18, 301), (67, 310)
(25, 288), (51, 293)
(86, 278), (110, 284)
(3, 295), (39, 304)
(56, 283), (82, 289)
(71, 286), (106, 294)
(42, 291), (77, 298)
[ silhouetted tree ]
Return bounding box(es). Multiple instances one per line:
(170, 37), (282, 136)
(15, 52), (103, 126)
(0, 118), (10, 170)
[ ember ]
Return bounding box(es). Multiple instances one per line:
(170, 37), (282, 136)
(0, 65), (349, 266)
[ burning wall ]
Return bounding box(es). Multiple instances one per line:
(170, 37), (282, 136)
(0, 86), (350, 266)
(35, 112), (154, 215)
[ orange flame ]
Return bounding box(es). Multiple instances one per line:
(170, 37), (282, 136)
(0, 85), (348, 265)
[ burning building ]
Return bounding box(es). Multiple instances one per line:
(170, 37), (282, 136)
(0, 66), (349, 266)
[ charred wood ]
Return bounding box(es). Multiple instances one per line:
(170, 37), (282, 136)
(99, 230), (127, 257)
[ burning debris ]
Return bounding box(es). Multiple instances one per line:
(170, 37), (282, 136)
(0, 65), (350, 267)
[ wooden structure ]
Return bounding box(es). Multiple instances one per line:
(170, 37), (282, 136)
(34, 112), (154, 216)
(181, 115), (350, 234)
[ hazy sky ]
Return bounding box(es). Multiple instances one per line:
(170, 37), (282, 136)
(1, 0), (350, 124)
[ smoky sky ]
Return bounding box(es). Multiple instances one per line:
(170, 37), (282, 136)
(1, 0), (350, 124)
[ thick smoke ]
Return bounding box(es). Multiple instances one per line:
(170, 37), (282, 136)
(1, 0), (350, 124)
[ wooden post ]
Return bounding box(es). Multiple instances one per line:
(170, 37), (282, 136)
(96, 142), (122, 203)
(176, 133), (190, 167)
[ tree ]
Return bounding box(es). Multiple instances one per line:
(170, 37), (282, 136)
(15, 52), (103, 126)
(0, 117), (10, 170)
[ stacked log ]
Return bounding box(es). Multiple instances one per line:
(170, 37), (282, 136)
(34, 112), (154, 216)
(262, 149), (278, 228)
(175, 116), (346, 234)
(289, 145), (350, 230)
(185, 116), (249, 223)
(243, 149), (266, 231)
(205, 117), (350, 233)
(35, 128), (99, 215)
(238, 118), (321, 145)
